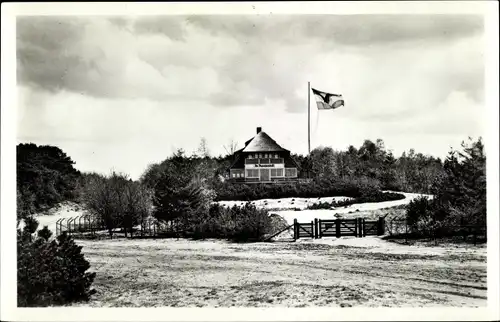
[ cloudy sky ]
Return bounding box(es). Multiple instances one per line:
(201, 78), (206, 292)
(16, 14), (485, 179)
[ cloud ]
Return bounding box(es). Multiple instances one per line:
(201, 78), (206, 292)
(132, 16), (187, 41)
(17, 15), (484, 115)
(15, 14), (487, 178)
(185, 15), (483, 46)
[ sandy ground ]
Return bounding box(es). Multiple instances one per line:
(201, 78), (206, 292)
(33, 202), (89, 235)
(70, 237), (486, 308)
(27, 193), (486, 308)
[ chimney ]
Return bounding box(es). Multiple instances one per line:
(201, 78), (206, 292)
(257, 127), (262, 134)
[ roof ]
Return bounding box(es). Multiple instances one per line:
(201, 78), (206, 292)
(241, 131), (288, 153)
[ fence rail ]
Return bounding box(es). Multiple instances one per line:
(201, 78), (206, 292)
(55, 214), (178, 239)
(384, 215), (486, 245)
(293, 217), (385, 239)
(54, 212), (485, 245)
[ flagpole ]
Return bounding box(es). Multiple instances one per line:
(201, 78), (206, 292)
(308, 81), (311, 155)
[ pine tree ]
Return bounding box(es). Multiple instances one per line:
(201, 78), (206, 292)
(433, 138), (486, 229)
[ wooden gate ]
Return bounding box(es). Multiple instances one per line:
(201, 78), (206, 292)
(317, 219), (360, 238)
(363, 218), (385, 236)
(293, 217), (385, 240)
(293, 219), (314, 239)
(318, 219), (337, 238)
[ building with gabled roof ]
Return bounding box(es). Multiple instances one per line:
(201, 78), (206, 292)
(228, 127), (299, 183)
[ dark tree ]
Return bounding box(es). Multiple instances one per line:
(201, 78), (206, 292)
(17, 143), (81, 214)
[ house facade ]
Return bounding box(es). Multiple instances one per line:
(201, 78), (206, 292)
(228, 127), (299, 183)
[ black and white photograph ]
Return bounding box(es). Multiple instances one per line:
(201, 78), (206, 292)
(1, 2), (499, 321)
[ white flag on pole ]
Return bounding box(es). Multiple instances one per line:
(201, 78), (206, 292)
(311, 88), (345, 110)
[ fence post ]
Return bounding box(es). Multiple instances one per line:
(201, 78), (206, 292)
(68, 218), (74, 235)
(293, 219), (298, 240)
(378, 217), (385, 236)
(66, 218), (70, 235)
(405, 218), (408, 244)
(363, 219), (367, 237)
(314, 218), (318, 239)
(473, 226), (477, 246)
(335, 219), (341, 238)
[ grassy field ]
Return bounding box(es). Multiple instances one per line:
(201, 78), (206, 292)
(73, 237), (487, 308)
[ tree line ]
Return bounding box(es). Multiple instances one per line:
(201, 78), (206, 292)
(405, 138), (486, 239)
(16, 137), (485, 240)
(295, 138), (445, 194)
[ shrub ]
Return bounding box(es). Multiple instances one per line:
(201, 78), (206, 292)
(37, 225), (53, 241)
(307, 201), (334, 210)
(405, 196), (437, 236)
(232, 203), (273, 241)
(17, 231), (96, 307)
(23, 216), (39, 234)
(192, 203), (273, 242)
(307, 192), (405, 210)
(214, 180), (362, 201)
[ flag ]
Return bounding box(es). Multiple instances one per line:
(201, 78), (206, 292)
(311, 88), (344, 110)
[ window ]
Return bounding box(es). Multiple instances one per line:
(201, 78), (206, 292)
(259, 153), (262, 158)
(246, 169), (259, 178)
(248, 154), (253, 159)
(285, 168), (297, 177)
(271, 168), (284, 177)
(274, 154), (279, 159)
(231, 169), (244, 178)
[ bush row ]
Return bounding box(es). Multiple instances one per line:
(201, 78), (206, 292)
(214, 177), (382, 201)
(189, 203), (274, 242)
(307, 191), (406, 210)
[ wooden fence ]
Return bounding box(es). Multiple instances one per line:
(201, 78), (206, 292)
(384, 215), (486, 245)
(55, 215), (181, 239)
(293, 217), (385, 239)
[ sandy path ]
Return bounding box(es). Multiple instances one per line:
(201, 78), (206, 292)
(71, 238), (486, 308)
(34, 204), (87, 234)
